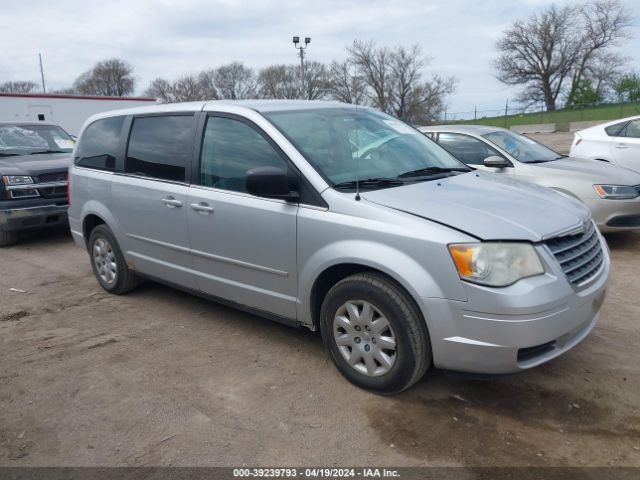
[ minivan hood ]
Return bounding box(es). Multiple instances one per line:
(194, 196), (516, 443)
(0, 153), (72, 176)
(527, 156), (640, 184)
(362, 171), (590, 242)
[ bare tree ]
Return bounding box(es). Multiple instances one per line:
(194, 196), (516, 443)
(567, 0), (633, 104)
(257, 65), (300, 99)
(0, 81), (39, 93)
(347, 40), (456, 122)
(197, 70), (220, 100)
(326, 60), (366, 104)
(145, 78), (176, 103)
(302, 61), (329, 100)
(74, 58), (136, 97)
(402, 75), (457, 125)
(585, 51), (629, 101)
(171, 75), (207, 102)
(495, 1), (633, 110)
(389, 45), (425, 119)
(494, 5), (580, 111)
(145, 75), (207, 103)
(213, 62), (257, 99)
(348, 40), (393, 111)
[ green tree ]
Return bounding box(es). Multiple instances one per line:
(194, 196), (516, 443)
(615, 73), (640, 102)
(566, 80), (602, 106)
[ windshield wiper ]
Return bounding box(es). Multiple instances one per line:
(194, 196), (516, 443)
(29, 150), (68, 155)
(0, 152), (22, 157)
(333, 177), (406, 190)
(397, 166), (470, 178)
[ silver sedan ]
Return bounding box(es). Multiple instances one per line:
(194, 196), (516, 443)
(420, 125), (640, 232)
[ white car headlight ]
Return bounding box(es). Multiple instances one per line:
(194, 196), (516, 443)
(2, 175), (34, 186)
(593, 184), (639, 200)
(448, 242), (544, 287)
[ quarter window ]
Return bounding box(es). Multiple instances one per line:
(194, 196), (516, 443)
(437, 133), (504, 165)
(624, 120), (640, 138)
(126, 115), (194, 182)
(75, 116), (125, 171)
(200, 116), (288, 193)
(605, 121), (628, 137)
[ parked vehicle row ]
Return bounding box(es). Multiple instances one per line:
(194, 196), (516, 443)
(67, 101), (609, 393)
(5, 104), (636, 393)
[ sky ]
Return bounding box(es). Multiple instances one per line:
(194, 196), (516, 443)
(2, 0), (639, 115)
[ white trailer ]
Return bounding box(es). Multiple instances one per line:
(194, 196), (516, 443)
(0, 93), (157, 136)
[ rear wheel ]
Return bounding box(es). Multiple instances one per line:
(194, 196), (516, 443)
(88, 225), (139, 294)
(0, 227), (18, 247)
(320, 272), (431, 394)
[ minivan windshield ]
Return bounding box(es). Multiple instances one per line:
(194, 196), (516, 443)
(482, 130), (563, 163)
(264, 108), (470, 189)
(0, 124), (75, 156)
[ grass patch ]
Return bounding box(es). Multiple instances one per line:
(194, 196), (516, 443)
(459, 102), (640, 128)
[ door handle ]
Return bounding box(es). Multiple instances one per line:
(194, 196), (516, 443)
(190, 202), (214, 214)
(615, 143), (629, 149)
(162, 196), (183, 208)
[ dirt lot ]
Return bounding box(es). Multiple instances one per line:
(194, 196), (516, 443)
(1, 135), (639, 468)
(527, 132), (575, 154)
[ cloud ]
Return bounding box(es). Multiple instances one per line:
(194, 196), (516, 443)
(1, 0), (638, 112)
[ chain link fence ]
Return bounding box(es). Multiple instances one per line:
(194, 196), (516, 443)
(438, 100), (640, 129)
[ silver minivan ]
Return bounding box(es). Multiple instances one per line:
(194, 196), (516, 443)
(69, 100), (609, 393)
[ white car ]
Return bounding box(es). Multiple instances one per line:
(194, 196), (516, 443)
(570, 115), (640, 172)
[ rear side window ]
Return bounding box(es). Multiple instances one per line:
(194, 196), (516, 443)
(75, 116), (125, 171)
(624, 120), (640, 138)
(126, 115), (194, 182)
(605, 122), (627, 137)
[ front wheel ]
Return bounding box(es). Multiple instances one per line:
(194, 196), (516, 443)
(88, 225), (139, 294)
(320, 272), (431, 394)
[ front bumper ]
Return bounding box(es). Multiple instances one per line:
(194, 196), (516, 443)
(0, 204), (69, 232)
(420, 233), (610, 374)
(585, 196), (640, 232)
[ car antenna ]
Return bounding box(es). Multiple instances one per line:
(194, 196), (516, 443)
(354, 61), (361, 201)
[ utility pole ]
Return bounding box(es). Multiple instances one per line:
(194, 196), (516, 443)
(504, 99), (509, 128)
(39, 53), (46, 94)
(292, 36), (310, 98)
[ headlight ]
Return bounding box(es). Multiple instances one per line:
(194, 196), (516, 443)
(593, 184), (639, 200)
(2, 175), (34, 186)
(448, 242), (544, 287)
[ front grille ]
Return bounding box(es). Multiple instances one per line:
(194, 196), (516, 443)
(545, 221), (604, 286)
(35, 171), (68, 199)
(36, 172), (67, 183)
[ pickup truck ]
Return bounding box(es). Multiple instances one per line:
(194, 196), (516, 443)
(0, 122), (73, 246)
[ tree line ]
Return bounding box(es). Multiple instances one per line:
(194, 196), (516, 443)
(3, 0), (638, 119)
(0, 41), (456, 125)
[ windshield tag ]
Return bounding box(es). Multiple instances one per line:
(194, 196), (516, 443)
(54, 139), (75, 149)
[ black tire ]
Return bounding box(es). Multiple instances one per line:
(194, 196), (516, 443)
(0, 227), (18, 247)
(88, 224), (139, 294)
(320, 272), (431, 394)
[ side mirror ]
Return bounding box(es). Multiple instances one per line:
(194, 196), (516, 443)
(246, 166), (298, 200)
(483, 156), (511, 169)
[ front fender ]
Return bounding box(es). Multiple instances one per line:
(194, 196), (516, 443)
(297, 239), (467, 326)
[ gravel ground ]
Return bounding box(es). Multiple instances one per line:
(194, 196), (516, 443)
(1, 134), (639, 468)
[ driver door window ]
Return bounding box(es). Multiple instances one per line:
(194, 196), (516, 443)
(437, 133), (505, 166)
(200, 116), (288, 193)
